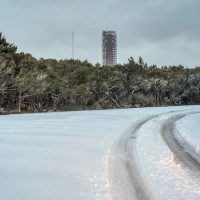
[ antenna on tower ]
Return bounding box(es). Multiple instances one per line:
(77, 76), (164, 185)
(72, 31), (74, 59)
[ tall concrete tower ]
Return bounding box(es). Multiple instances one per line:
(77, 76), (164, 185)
(102, 31), (117, 66)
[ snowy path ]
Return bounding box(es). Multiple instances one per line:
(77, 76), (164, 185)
(174, 113), (200, 160)
(0, 106), (200, 200)
(162, 113), (200, 173)
(108, 116), (154, 200)
(108, 108), (200, 200)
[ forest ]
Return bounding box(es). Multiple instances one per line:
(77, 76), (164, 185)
(0, 33), (200, 114)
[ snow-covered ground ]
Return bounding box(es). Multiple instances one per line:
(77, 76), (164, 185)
(0, 105), (199, 200)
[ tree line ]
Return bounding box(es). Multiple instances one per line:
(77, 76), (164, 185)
(0, 33), (200, 114)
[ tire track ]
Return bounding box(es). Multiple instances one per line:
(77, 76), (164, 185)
(161, 112), (200, 173)
(108, 109), (200, 200)
(108, 116), (156, 200)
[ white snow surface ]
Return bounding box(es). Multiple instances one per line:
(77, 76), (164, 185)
(0, 106), (199, 200)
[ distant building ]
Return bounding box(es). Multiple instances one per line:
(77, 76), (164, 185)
(102, 31), (117, 66)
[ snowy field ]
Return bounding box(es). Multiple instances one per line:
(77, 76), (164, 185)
(0, 105), (200, 200)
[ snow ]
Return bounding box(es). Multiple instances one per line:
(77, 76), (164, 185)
(0, 105), (199, 200)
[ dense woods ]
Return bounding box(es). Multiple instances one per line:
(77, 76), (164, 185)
(0, 33), (200, 114)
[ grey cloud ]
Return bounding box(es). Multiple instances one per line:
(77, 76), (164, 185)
(0, 0), (200, 66)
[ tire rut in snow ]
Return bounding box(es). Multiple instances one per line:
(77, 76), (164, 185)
(108, 116), (156, 200)
(161, 113), (200, 173)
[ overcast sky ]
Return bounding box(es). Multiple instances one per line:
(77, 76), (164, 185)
(1, 0), (200, 66)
